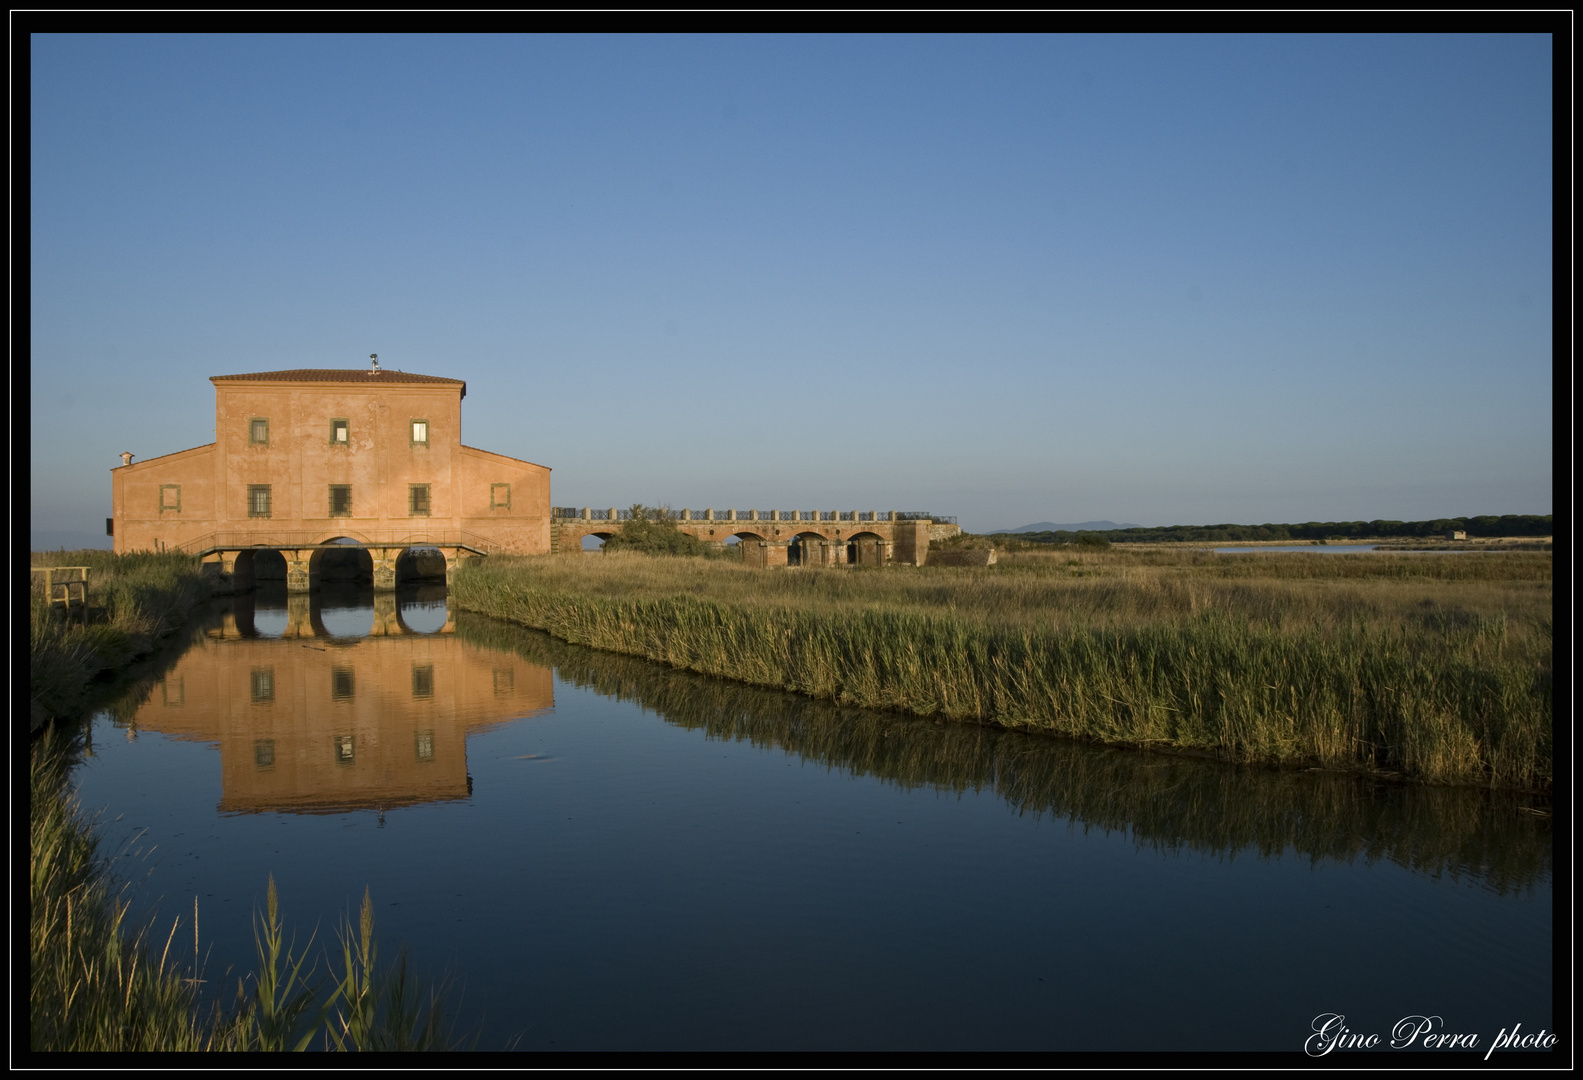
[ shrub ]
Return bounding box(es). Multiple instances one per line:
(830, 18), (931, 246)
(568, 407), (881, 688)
(601, 505), (719, 558)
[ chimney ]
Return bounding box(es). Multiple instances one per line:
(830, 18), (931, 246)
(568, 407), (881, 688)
(370, 353), (381, 376)
(119, 451), (133, 467)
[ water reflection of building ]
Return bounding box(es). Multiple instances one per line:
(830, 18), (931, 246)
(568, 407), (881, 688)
(127, 592), (553, 815)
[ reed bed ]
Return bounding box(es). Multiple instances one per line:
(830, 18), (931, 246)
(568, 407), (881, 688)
(451, 549), (1552, 789)
(29, 550), (213, 733)
(459, 615), (1553, 895)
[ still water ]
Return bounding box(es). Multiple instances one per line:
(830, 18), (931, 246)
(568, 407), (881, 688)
(1215, 544), (1382, 554)
(73, 585), (1553, 1053)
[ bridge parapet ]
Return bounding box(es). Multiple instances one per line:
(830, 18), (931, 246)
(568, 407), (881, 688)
(552, 508), (955, 525)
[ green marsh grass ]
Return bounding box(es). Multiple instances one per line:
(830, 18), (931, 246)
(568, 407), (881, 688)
(459, 615), (1552, 896)
(451, 548), (1552, 789)
(29, 550), (213, 732)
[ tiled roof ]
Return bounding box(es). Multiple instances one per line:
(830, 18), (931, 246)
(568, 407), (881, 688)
(211, 369), (465, 386)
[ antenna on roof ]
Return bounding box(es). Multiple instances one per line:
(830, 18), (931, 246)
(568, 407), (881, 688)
(370, 353), (380, 375)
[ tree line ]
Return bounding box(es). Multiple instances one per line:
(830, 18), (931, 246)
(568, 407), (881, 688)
(1002, 515), (1553, 545)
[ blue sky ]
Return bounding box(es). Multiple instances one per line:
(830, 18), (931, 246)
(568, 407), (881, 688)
(31, 33), (1553, 539)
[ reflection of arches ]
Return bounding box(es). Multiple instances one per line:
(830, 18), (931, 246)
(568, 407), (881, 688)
(846, 531), (886, 567)
(232, 593), (258, 637)
(396, 546), (447, 583)
(396, 595), (450, 634)
(312, 540), (374, 584)
(315, 586), (376, 637)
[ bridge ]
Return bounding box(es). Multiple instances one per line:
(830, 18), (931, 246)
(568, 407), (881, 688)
(551, 508), (960, 567)
(177, 530), (496, 594)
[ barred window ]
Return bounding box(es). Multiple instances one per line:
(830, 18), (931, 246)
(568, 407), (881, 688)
(251, 668), (274, 703)
(409, 484), (431, 516)
(248, 485), (272, 517)
(329, 485), (352, 517)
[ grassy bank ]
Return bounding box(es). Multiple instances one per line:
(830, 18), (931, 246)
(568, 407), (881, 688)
(29, 551), (214, 733)
(459, 614), (1553, 895)
(451, 548), (1552, 789)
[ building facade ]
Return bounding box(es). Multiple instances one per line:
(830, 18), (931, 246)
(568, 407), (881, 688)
(110, 366), (551, 585)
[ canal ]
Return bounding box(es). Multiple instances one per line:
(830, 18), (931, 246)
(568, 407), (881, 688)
(70, 584), (1554, 1053)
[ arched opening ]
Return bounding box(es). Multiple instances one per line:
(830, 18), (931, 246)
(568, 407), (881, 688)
(787, 532), (827, 567)
(720, 531), (764, 567)
(846, 531), (887, 567)
(314, 539), (374, 584)
(396, 546), (447, 584)
(582, 532), (614, 552)
(251, 549), (287, 582)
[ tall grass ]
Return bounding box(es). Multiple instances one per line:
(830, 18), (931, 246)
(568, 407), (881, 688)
(29, 550), (213, 732)
(451, 549), (1552, 789)
(459, 615), (1553, 895)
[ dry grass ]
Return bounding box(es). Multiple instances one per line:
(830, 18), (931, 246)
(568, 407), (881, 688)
(451, 548), (1552, 788)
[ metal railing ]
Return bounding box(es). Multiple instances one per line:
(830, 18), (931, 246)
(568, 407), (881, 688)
(175, 530), (499, 556)
(553, 508), (953, 526)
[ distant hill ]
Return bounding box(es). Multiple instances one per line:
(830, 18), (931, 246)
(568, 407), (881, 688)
(992, 521), (1141, 534)
(31, 530), (113, 553)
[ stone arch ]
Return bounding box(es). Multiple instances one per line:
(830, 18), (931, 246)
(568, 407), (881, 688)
(581, 531), (615, 552)
(250, 548), (287, 583)
(310, 538), (373, 584)
(846, 531), (888, 567)
(787, 531), (830, 567)
(395, 546), (447, 583)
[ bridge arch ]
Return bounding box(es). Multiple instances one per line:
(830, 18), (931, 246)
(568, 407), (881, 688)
(249, 548), (287, 583)
(395, 546), (448, 583)
(787, 531), (830, 567)
(846, 531), (888, 567)
(310, 538), (373, 584)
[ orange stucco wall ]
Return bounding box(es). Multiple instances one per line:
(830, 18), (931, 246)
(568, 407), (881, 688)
(112, 375), (550, 555)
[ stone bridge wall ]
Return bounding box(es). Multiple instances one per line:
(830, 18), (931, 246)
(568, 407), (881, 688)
(550, 510), (959, 567)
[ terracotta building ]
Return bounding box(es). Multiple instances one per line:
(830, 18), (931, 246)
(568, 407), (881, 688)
(110, 362), (550, 589)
